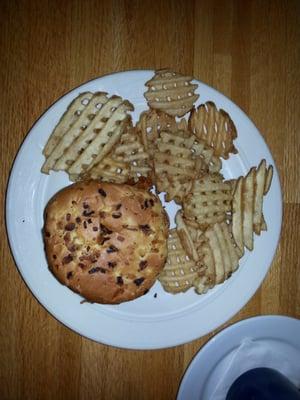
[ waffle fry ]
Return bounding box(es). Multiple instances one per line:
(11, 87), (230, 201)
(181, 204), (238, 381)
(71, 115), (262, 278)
(154, 131), (197, 199)
(189, 101), (237, 159)
(79, 156), (130, 184)
(55, 95), (126, 171)
(194, 222), (241, 294)
(193, 244), (216, 294)
(194, 261), (220, 294)
(41, 92), (134, 176)
(192, 139), (222, 173)
(42, 92), (109, 173)
(261, 214), (267, 231)
(75, 121), (151, 184)
(154, 130), (195, 202)
(175, 211), (200, 262)
(68, 103), (134, 175)
(159, 180), (193, 205)
(43, 92), (94, 158)
(154, 130), (222, 203)
(232, 176), (244, 253)
(158, 229), (201, 293)
(144, 69), (199, 117)
(264, 163), (273, 194)
(232, 160), (273, 252)
(112, 125), (151, 181)
(136, 109), (183, 156)
(183, 174), (233, 229)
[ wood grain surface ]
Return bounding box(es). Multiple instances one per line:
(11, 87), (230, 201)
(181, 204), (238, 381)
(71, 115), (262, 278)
(0, 1), (299, 399)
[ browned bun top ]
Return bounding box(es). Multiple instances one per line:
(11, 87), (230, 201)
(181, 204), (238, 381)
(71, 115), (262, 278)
(43, 180), (169, 304)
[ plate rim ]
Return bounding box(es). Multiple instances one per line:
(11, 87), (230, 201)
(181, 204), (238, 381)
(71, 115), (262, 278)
(5, 69), (283, 349)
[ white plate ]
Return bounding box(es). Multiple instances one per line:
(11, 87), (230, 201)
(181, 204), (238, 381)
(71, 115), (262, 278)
(6, 70), (282, 349)
(177, 315), (300, 399)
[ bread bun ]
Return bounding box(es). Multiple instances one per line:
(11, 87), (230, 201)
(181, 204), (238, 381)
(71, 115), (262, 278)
(43, 180), (169, 304)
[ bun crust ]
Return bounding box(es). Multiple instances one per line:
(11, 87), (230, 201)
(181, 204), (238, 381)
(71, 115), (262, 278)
(44, 181), (169, 304)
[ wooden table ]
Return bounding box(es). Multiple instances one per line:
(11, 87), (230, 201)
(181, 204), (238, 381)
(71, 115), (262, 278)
(1, 1), (299, 399)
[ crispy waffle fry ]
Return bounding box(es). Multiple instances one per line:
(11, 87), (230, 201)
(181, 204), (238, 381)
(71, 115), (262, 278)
(43, 92), (94, 158)
(264, 164), (273, 194)
(154, 130), (197, 203)
(228, 178), (238, 194)
(160, 180), (193, 204)
(155, 132), (196, 177)
(41, 92), (134, 176)
(194, 222), (241, 294)
(261, 213), (267, 231)
(79, 156), (130, 184)
(112, 125), (151, 181)
(232, 160), (273, 252)
(154, 130), (222, 203)
(193, 245), (215, 294)
(54, 95), (126, 171)
(136, 109), (184, 156)
(68, 102), (134, 175)
(175, 211), (200, 262)
(144, 69), (199, 117)
(253, 159), (267, 234)
(192, 139), (222, 173)
(243, 168), (255, 250)
(74, 121), (151, 184)
(214, 222), (240, 277)
(205, 226), (225, 283)
(221, 221), (243, 262)
(183, 174), (233, 229)
(232, 177), (244, 254)
(42, 92), (109, 173)
(189, 101), (237, 159)
(158, 229), (201, 293)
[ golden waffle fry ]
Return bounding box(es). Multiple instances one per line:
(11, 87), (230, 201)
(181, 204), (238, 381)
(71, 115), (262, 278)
(73, 120), (151, 184)
(228, 178), (238, 193)
(194, 222), (241, 294)
(194, 244), (216, 294)
(243, 168), (255, 250)
(175, 211), (200, 262)
(253, 159), (268, 234)
(232, 160), (273, 252)
(42, 92), (109, 173)
(144, 69), (199, 117)
(192, 139), (222, 173)
(264, 164), (273, 194)
(156, 177), (193, 204)
(41, 92), (134, 176)
(232, 176), (244, 253)
(154, 130), (222, 203)
(67, 102), (134, 175)
(183, 174), (233, 229)
(112, 125), (151, 181)
(189, 101), (238, 159)
(158, 229), (200, 293)
(79, 156), (130, 184)
(261, 213), (267, 231)
(153, 130), (198, 203)
(155, 132), (196, 177)
(172, 183), (193, 204)
(54, 95), (126, 171)
(43, 92), (94, 158)
(205, 225), (225, 283)
(136, 109), (183, 156)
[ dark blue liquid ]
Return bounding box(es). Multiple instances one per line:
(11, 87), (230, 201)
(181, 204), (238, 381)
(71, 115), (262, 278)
(226, 368), (300, 400)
